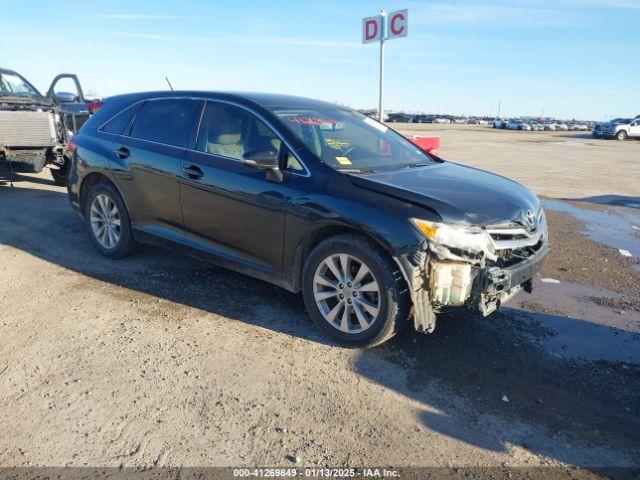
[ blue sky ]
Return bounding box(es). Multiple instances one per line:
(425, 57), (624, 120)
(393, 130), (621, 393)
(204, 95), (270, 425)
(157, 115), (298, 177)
(1, 0), (638, 120)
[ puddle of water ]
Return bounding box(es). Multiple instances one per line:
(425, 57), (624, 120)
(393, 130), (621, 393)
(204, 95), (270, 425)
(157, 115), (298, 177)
(511, 280), (640, 364)
(543, 199), (640, 258)
(549, 141), (585, 147)
(514, 280), (640, 330)
(535, 312), (640, 364)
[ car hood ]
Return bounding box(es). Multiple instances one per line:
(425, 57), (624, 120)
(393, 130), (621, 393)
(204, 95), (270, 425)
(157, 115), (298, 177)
(348, 162), (540, 226)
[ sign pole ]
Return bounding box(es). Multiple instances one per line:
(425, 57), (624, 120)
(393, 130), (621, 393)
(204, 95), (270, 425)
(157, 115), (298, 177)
(362, 8), (406, 122)
(378, 10), (387, 123)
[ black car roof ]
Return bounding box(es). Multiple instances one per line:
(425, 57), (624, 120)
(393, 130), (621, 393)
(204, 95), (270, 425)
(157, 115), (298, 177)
(104, 90), (337, 110)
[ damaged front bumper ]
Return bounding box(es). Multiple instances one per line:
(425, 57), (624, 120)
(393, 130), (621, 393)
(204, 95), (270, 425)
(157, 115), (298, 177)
(471, 243), (549, 316)
(395, 241), (550, 334)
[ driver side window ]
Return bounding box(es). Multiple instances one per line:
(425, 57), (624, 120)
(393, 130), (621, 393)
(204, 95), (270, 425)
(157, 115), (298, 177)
(196, 102), (282, 161)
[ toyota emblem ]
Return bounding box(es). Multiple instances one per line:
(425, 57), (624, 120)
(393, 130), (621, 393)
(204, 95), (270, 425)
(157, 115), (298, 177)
(524, 209), (537, 229)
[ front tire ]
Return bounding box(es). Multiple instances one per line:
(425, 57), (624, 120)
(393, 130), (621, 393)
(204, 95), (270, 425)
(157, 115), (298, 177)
(84, 182), (136, 259)
(616, 130), (627, 141)
(302, 234), (410, 348)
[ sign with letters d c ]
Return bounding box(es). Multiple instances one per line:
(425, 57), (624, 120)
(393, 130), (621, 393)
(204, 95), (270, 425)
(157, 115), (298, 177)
(387, 9), (408, 39)
(362, 15), (382, 44)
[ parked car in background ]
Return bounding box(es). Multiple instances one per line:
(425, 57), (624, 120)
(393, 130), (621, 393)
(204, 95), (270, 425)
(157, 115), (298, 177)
(543, 123), (557, 131)
(556, 123), (568, 131)
(602, 117), (640, 141)
(493, 118), (506, 128)
(412, 114), (435, 123)
(507, 119), (522, 130)
(68, 91), (548, 347)
(0, 67), (92, 185)
(592, 118), (630, 138)
(387, 112), (413, 123)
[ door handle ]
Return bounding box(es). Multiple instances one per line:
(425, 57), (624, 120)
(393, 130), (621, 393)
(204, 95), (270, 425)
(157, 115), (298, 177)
(182, 164), (204, 179)
(114, 146), (130, 159)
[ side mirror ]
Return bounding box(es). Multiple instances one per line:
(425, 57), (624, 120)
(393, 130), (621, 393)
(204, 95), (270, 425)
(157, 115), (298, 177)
(242, 147), (283, 182)
(55, 91), (78, 103)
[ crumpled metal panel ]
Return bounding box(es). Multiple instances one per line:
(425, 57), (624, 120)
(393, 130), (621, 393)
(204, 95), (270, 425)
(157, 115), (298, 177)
(0, 110), (57, 147)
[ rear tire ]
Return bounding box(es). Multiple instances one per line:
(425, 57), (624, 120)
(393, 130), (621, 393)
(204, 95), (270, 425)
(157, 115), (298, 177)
(302, 234), (410, 348)
(616, 130), (627, 141)
(84, 182), (136, 259)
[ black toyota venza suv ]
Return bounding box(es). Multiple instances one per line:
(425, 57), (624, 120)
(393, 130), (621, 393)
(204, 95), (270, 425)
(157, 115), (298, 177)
(68, 91), (549, 347)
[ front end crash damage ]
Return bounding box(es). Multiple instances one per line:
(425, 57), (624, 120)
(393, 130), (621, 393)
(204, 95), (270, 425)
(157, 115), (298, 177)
(394, 214), (550, 334)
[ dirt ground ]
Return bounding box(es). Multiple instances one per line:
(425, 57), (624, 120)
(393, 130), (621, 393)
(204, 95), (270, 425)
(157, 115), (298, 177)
(1, 127), (639, 476)
(394, 123), (640, 201)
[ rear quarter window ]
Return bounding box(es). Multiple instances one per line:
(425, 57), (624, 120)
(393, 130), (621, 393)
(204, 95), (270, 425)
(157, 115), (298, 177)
(130, 98), (200, 148)
(101, 103), (142, 135)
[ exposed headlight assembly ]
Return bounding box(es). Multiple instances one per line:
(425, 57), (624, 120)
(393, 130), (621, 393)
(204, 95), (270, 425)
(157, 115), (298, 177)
(410, 218), (497, 262)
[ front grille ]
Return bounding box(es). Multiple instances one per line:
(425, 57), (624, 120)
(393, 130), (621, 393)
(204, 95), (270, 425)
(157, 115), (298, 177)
(492, 239), (545, 268)
(485, 222), (547, 268)
(486, 225), (543, 250)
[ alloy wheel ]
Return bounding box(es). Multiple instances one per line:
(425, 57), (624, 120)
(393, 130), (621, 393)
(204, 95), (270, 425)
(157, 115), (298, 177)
(313, 253), (381, 334)
(90, 194), (121, 249)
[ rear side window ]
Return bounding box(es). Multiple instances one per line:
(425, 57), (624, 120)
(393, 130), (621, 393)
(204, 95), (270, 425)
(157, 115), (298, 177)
(130, 98), (200, 148)
(101, 103), (140, 135)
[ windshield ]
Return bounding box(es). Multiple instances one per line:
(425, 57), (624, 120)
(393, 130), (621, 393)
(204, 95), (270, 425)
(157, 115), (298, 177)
(0, 72), (42, 99)
(270, 107), (435, 172)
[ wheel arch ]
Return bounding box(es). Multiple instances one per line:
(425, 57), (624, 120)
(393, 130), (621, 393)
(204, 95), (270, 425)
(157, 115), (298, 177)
(79, 172), (126, 216)
(287, 224), (396, 293)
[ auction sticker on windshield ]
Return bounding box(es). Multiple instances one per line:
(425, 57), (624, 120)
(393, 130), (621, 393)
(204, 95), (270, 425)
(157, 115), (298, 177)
(336, 157), (352, 165)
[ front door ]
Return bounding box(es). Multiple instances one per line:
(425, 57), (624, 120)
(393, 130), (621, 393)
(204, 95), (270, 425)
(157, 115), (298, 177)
(629, 119), (640, 138)
(46, 74), (87, 114)
(180, 101), (288, 280)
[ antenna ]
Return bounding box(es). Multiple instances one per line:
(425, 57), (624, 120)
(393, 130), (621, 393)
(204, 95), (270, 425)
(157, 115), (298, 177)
(165, 77), (174, 91)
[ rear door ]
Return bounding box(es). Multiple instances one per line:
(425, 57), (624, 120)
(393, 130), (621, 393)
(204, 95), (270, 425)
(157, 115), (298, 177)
(110, 97), (201, 245)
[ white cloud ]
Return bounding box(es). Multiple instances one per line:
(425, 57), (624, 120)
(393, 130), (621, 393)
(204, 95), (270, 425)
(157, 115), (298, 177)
(231, 36), (359, 48)
(98, 14), (193, 20)
(112, 32), (179, 42)
(404, 1), (582, 27)
(563, 0), (640, 8)
(110, 31), (360, 48)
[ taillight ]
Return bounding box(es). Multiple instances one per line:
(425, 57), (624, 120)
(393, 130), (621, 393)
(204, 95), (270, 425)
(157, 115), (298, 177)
(88, 100), (102, 114)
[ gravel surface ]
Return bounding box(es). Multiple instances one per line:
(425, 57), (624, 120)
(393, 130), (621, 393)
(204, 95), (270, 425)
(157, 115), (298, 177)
(394, 123), (640, 200)
(1, 130), (639, 475)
